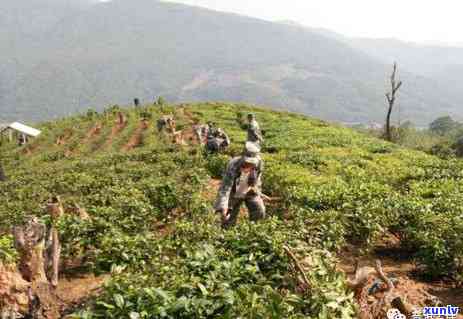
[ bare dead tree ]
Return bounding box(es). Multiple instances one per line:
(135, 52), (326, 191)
(385, 62), (403, 141)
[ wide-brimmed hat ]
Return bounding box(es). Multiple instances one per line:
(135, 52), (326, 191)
(242, 141), (260, 166)
(245, 141), (260, 155)
(243, 156), (260, 166)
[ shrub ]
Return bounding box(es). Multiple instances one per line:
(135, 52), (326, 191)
(0, 235), (17, 265)
(430, 141), (455, 159)
(204, 154), (229, 178)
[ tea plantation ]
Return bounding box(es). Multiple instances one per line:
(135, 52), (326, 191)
(0, 102), (462, 318)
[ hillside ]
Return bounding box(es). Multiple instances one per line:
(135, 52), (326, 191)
(2, 0), (463, 125)
(0, 102), (462, 318)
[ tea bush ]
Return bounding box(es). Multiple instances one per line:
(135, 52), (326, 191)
(1, 102), (462, 318)
(78, 217), (356, 319)
(0, 235), (17, 265)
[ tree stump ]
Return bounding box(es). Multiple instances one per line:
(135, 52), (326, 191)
(11, 197), (64, 318)
(13, 216), (61, 318)
(0, 262), (30, 318)
(13, 217), (48, 284)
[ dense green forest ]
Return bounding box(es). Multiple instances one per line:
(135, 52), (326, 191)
(1, 102), (462, 318)
(359, 115), (463, 159)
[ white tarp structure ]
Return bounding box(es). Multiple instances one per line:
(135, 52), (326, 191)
(3, 122), (41, 137)
(1, 122), (41, 145)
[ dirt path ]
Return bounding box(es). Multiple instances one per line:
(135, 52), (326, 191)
(122, 120), (149, 151)
(81, 122), (103, 145)
(182, 108), (196, 124)
(23, 146), (33, 156)
(169, 107), (199, 145)
(57, 273), (109, 316)
(104, 120), (127, 149)
(338, 238), (463, 312)
(175, 106), (196, 124)
(56, 129), (74, 146)
(177, 127), (200, 145)
(61, 122), (102, 156)
(23, 140), (41, 156)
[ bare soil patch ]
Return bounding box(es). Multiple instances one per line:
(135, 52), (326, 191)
(81, 122), (103, 145)
(338, 237), (463, 318)
(56, 129), (74, 146)
(57, 273), (109, 315)
(104, 119), (127, 149)
(122, 120), (149, 151)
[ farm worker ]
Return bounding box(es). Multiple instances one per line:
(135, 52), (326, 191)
(247, 113), (263, 145)
(193, 123), (210, 145)
(18, 134), (27, 146)
(166, 117), (176, 133)
(157, 115), (169, 132)
(206, 128), (230, 153)
(214, 141), (265, 228)
(157, 115), (175, 133)
(206, 121), (218, 139)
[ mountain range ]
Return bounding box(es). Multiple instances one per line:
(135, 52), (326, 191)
(1, 0), (463, 125)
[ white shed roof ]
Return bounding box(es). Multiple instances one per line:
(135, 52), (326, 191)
(7, 122), (41, 137)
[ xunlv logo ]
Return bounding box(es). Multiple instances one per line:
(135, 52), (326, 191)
(422, 306), (459, 318)
(388, 306), (460, 319)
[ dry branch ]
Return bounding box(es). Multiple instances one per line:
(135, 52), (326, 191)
(346, 263), (376, 291)
(374, 260), (394, 292)
(283, 245), (311, 290)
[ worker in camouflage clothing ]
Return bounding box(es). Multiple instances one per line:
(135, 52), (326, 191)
(193, 124), (208, 145)
(214, 141), (265, 228)
(247, 113), (263, 145)
(206, 128), (230, 153)
(157, 115), (175, 133)
(206, 122), (218, 139)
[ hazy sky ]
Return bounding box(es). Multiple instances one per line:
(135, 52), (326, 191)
(164, 0), (463, 45)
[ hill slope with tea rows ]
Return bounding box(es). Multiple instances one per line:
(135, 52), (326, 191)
(0, 102), (462, 317)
